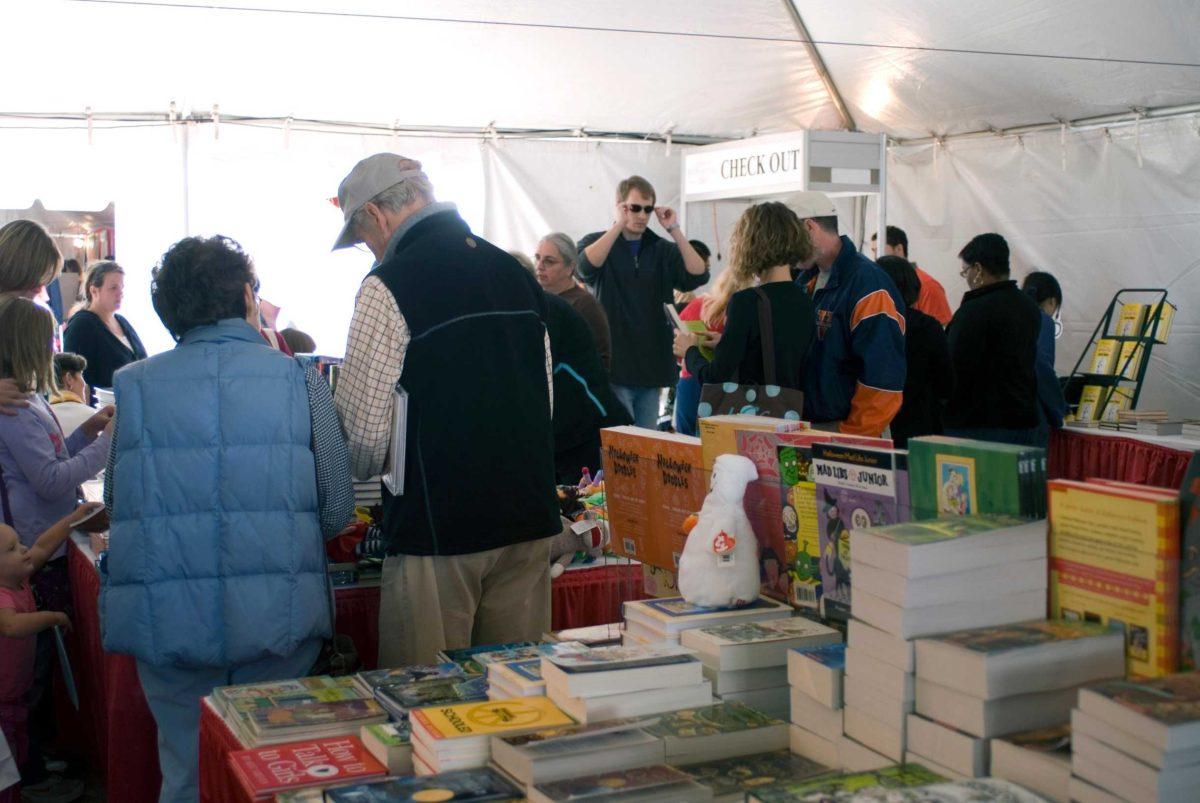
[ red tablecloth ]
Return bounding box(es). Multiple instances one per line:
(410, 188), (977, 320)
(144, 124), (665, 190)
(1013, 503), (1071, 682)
(198, 698), (245, 803)
(551, 560), (650, 630)
(1048, 427), (1196, 487)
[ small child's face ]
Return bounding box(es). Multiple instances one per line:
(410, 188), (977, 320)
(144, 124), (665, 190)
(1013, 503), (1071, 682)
(0, 525), (33, 585)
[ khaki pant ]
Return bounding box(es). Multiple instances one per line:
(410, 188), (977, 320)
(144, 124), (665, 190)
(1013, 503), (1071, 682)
(378, 537), (554, 667)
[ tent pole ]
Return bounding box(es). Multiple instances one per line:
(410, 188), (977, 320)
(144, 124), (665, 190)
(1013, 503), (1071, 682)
(181, 121), (190, 236)
(781, 0), (857, 132)
(877, 133), (887, 263)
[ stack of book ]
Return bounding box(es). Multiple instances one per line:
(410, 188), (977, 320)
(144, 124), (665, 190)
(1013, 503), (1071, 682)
(1182, 421), (1200, 440)
(374, 675), (488, 721)
(408, 696), (573, 775)
(353, 478), (382, 510)
(644, 702), (788, 765)
(678, 750), (830, 802)
(229, 735), (387, 801)
(680, 617), (840, 720)
(359, 721), (413, 775)
(541, 646), (712, 722)
(990, 724), (1072, 803)
(542, 623), (623, 647)
(528, 765), (713, 802)
(487, 659), (546, 700)
(211, 676), (389, 748)
(1048, 479), (1181, 678)
(621, 596), (792, 645)
(907, 436), (1046, 520)
(321, 767), (524, 801)
(910, 620), (1124, 779)
(838, 515), (1049, 765)
(785, 643), (861, 771)
(742, 764), (944, 802)
(1070, 672), (1200, 803)
(436, 641), (537, 674)
(490, 716), (664, 789)
(752, 776), (1046, 803)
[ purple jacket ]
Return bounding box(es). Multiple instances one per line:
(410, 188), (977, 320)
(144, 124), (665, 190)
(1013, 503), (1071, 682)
(0, 394), (108, 557)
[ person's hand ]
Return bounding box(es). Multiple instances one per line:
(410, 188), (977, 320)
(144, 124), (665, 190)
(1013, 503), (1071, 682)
(53, 612), (72, 632)
(612, 202), (631, 232)
(68, 502), (104, 527)
(673, 329), (698, 358)
(655, 206), (679, 231)
(0, 379), (29, 416)
(81, 405), (115, 440)
(699, 331), (722, 349)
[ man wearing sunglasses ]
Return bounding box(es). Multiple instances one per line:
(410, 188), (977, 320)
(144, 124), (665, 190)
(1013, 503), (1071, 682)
(577, 176), (709, 429)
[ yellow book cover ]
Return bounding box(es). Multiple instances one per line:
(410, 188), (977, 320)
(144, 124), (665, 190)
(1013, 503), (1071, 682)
(1100, 388), (1133, 424)
(1151, 301), (1177, 344)
(1117, 342), (1144, 380)
(1089, 339), (1119, 374)
(698, 414), (804, 475)
(1076, 385), (1103, 421)
(1047, 480), (1180, 677)
(409, 696), (573, 741)
(1115, 302), (1148, 337)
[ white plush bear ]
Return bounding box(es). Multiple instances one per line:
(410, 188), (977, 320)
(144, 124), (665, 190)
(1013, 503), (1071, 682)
(677, 454), (761, 608)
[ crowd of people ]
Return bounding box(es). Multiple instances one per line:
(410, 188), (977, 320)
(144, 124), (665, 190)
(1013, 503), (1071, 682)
(0, 153), (1067, 802)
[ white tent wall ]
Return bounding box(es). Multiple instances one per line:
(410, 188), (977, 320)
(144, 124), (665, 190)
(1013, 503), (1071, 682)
(884, 117), (1200, 418)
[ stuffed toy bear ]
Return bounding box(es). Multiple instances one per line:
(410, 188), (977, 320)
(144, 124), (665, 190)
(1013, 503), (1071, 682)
(549, 516), (610, 578)
(678, 453), (760, 607)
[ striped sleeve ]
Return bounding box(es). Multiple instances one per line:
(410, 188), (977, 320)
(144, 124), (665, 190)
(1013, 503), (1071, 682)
(303, 363), (356, 538)
(841, 285), (906, 437)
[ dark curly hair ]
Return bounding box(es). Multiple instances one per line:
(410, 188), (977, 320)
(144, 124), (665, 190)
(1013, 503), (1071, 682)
(151, 236), (259, 340)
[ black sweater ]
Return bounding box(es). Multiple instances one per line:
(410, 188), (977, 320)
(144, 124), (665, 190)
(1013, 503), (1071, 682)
(62, 309), (148, 394)
(685, 282), (814, 388)
(945, 280), (1041, 431)
(890, 308), (953, 447)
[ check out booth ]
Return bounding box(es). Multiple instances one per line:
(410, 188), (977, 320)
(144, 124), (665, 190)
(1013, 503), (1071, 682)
(679, 130), (889, 271)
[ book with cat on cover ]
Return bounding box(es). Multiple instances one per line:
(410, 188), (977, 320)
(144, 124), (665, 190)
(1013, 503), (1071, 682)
(681, 750), (832, 801)
(1077, 673), (1200, 752)
(229, 736), (386, 799)
(529, 764), (698, 803)
(812, 442), (909, 621)
(744, 763), (944, 802)
(1048, 479), (1180, 677)
(324, 767), (523, 802)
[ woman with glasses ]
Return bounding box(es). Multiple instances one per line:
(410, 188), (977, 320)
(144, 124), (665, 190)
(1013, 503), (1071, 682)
(1022, 271), (1068, 447)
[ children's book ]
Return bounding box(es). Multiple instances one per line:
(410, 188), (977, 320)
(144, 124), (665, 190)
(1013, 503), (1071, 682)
(229, 736), (386, 799)
(353, 663), (464, 694)
(324, 767), (523, 802)
(744, 763), (944, 802)
(681, 750), (832, 799)
(531, 764), (695, 801)
(1088, 339), (1120, 374)
(437, 642), (538, 675)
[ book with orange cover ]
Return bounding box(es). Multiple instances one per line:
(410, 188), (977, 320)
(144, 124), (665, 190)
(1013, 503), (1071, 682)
(600, 427), (706, 571)
(1048, 478), (1180, 677)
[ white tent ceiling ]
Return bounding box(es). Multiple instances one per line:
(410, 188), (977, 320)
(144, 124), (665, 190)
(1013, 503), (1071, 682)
(4, 0), (1198, 141)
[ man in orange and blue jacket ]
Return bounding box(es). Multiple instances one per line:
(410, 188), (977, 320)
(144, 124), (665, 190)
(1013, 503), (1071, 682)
(791, 192), (906, 438)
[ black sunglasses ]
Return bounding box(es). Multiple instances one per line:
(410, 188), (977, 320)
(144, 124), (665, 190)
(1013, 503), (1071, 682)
(626, 203), (655, 214)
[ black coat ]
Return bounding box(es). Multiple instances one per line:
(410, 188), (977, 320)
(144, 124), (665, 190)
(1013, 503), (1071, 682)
(889, 308), (953, 447)
(945, 280), (1041, 431)
(63, 309), (148, 395)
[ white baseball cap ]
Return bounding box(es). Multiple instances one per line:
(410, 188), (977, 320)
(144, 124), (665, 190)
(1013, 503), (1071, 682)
(332, 153), (427, 250)
(787, 191), (837, 220)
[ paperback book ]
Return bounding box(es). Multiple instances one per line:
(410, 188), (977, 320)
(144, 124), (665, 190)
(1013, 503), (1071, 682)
(360, 722), (412, 775)
(242, 699), (389, 747)
(228, 736), (386, 800)
(1076, 673), (1200, 753)
(621, 596), (791, 639)
(529, 764), (708, 803)
(743, 763), (944, 802)
(375, 675), (488, 720)
(437, 642), (538, 675)
(907, 436), (1044, 521)
(643, 702), (788, 765)
(989, 722), (1071, 803)
(680, 750), (831, 803)
(680, 617), (841, 672)
(353, 663), (464, 695)
(787, 643), (845, 709)
(323, 767), (523, 802)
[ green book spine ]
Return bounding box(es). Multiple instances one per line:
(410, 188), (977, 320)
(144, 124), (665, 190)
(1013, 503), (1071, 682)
(908, 438), (1025, 520)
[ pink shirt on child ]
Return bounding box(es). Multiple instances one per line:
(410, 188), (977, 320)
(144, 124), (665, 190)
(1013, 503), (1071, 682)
(0, 583), (35, 703)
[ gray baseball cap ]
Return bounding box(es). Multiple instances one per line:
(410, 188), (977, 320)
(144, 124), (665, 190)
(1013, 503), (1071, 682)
(332, 153), (426, 250)
(787, 191), (838, 220)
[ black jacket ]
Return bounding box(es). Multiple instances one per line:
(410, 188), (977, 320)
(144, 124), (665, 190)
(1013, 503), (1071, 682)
(544, 293), (632, 475)
(371, 209), (560, 556)
(63, 309), (148, 395)
(685, 282), (814, 389)
(890, 308), (953, 447)
(576, 228), (709, 387)
(945, 280), (1041, 431)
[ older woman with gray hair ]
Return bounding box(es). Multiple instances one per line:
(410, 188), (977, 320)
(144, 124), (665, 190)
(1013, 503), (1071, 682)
(534, 232), (611, 371)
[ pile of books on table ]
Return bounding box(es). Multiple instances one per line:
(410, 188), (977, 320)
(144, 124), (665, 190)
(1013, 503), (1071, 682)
(910, 619), (1124, 782)
(541, 645), (712, 722)
(680, 617), (840, 720)
(621, 596), (792, 645)
(990, 724), (1073, 802)
(229, 735), (388, 801)
(211, 675), (388, 748)
(1070, 672), (1200, 803)
(831, 515), (1049, 767)
(409, 696), (574, 775)
(1182, 420), (1200, 440)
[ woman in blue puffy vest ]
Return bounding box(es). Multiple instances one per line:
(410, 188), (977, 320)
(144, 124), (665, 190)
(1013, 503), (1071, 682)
(99, 236), (354, 803)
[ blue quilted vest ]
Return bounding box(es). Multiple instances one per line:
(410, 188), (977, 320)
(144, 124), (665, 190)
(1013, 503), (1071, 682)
(99, 319), (330, 668)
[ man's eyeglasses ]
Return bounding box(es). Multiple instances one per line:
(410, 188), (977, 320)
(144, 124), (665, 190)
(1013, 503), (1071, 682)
(626, 204), (655, 214)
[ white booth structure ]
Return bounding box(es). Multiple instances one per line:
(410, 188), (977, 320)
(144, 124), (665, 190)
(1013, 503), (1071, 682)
(680, 130), (889, 265)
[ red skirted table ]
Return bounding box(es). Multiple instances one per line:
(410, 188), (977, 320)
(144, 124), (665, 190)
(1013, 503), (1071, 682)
(1048, 427), (1198, 487)
(68, 540), (646, 801)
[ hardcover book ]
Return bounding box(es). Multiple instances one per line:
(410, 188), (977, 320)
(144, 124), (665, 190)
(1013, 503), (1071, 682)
(907, 436), (1043, 521)
(324, 767), (523, 801)
(229, 736), (385, 799)
(1048, 479), (1180, 676)
(681, 750), (831, 800)
(778, 440), (822, 610)
(812, 441), (909, 621)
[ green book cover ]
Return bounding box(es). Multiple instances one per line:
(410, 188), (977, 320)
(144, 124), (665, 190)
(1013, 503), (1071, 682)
(365, 721), (410, 746)
(748, 763), (945, 801)
(933, 620), (1116, 653)
(644, 702), (783, 739)
(908, 437), (1042, 520)
(534, 765), (691, 799)
(682, 750), (833, 797)
(861, 514), (1029, 547)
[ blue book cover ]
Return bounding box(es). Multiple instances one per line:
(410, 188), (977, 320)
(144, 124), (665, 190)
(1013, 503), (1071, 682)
(325, 767), (522, 801)
(791, 642), (846, 670)
(507, 659), (542, 682)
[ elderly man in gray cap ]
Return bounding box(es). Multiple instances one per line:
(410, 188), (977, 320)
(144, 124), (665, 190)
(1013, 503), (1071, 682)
(333, 153), (560, 666)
